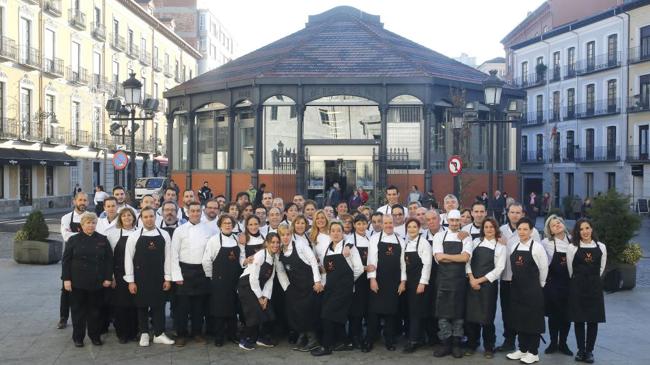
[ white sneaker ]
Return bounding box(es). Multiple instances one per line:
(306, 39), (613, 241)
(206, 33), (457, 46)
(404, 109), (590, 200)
(139, 333), (150, 347)
(153, 333), (175, 345)
(520, 352), (540, 364)
(507, 350), (527, 360)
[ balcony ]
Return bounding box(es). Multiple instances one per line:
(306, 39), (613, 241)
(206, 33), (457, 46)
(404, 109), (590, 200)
(549, 66), (562, 83)
(627, 96), (650, 113)
(563, 64), (577, 80)
(66, 67), (89, 85)
(0, 118), (20, 140)
(68, 9), (86, 30)
(110, 34), (126, 52)
(91, 74), (104, 91)
(521, 150), (545, 164)
(43, 0), (62, 17)
(46, 126), (66, 144)
(560, 147), (577, 163)
(91, 23), (106, 42)
(42, 57), (64, 77)
(22, 122), (46, 142)
(67, 130), (91, 146)
(576, 52), (621, 76)
(140, 50), (151, 66)
(627, 145), (650, 163)
(0, 36), (17, 61)
(548, 108), (562, 123)
(563, 106), (576, 121)
(18, 46), (41, 69)
(628, 46), (650, 64)
(520, 111), (546, 127)
(163, 65), (173, 78)
(576, 98), (620, 119)
(575, 146), (621, 162)
(126, 44), (139, 60)
(510, 72), (546, 89)
(153, 59), (162, 72)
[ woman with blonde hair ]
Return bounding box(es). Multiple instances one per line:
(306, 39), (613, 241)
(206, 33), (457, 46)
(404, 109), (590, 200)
(309, 210), (331, 268)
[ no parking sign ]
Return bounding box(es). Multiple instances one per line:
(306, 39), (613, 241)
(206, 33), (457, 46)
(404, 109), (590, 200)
(448, 155), (462, 176)
(112, 151), (129, 171)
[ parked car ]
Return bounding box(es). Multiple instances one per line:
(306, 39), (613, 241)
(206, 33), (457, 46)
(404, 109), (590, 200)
(135, 177), (167, 202)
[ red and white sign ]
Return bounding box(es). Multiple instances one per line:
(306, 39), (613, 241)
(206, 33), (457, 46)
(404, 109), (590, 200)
(112, 150), (129, 171)
(448, 155), (463, 176)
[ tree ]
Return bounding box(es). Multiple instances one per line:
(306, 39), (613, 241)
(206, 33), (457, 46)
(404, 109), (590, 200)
(587, 190), (640, 262)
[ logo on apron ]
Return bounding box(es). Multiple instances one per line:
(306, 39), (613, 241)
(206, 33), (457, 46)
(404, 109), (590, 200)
(385, 245), (394, 256)
(147, 241), (156, 250)
(515, 255), (524, 267)
(362, 250), (368, 260)
(560, 256), (567, 266)
(584, 252), (593, 263)
(405, 254), (411, 266)
(285, 264), (292, 272)
(228, 250), (237, 261)
(326, 260), (335, 273)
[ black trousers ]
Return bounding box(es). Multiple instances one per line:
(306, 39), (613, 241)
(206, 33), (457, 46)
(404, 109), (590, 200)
(574, 322), (598, 353)
(244, 322), (272, 341)
(548, 315), (571, 345)
(348, 315), (364, 339)
(213, 316), (238, 340)
(70, 288), (103, 342)
(60, 284), (70, 320)
(322, 319), (347, 348)
(466, 322), (496, 350)
(366, 313), (396, 344)
(137, 306), (165, 337)
(114, 306), (138, 340)
(499, 280), (516, 341)
(518, 332), (540, 355)
(173, 294), (206, 337)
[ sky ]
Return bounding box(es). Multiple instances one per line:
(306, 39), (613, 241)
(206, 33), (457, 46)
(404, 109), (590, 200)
(201, 0), (545, 65)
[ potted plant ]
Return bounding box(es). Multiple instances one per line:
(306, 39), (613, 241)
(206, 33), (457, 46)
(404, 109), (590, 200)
(14, 210), (62, 265)
(616, 243), (643, 290)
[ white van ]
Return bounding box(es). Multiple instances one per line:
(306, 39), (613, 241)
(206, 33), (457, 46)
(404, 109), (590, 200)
(135, 177), (168, 202)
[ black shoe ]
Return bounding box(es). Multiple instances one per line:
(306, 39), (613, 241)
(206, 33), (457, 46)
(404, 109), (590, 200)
(575, 350), (586, 362)
(333, 342), (354, 351)
(545, 342), (558, 354)
(311, 346), (332, 356)
(361, 341), (373, 353)
(292, 334), (307, 351)
(288, 330), (299, 344)
(584, 352), (594, 364)
(214, 338), (223, 347)
(385, 342), (396, 351)
(496, 339), (515, 352)
(484, 348), (495, 359)
(118, 337), (129, 344)
(351, 337), (362, 349)
(451, 337), (463, 359)
(558, 342), (574, 356)
(73, 340), (84, 348)
(402, 342), (418, 354)
(228, 336), (240, 345)
(464, 346), (476, 356)
(433, 339), (452, 357)
(57, 319), (68, 330)
(91, 338), (103, 346)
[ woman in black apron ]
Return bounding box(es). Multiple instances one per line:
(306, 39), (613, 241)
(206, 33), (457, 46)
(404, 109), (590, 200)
(568, 218), (607, 364)
(242, 215), (266, 261)
(464, 217), (505, 358)
(347, 215), (371, 348)
(238, 233), (281, 350)
(402, 218), (433, 354)
(311, 221), (363, 356)
(506, 217), (548, 364)
(291, 215), (312, 249)
(541, 214), (573, 356)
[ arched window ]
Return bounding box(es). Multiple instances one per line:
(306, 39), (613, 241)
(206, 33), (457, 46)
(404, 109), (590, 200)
(388, 95), (423, 164)
(263, 95), (297, 169)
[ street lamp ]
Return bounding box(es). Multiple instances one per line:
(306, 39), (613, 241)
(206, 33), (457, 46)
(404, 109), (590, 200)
(482, 70), (504, 201)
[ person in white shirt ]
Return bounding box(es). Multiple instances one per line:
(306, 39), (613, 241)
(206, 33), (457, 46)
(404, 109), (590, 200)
(415, 207), (429, 233)
(309, 210), (331, 269)
(112, 186), (137, 216)
(157, 188), (183, 221)
(368, 212), (383, 237)
(123, 207), (174, 347)
(376, 185), (405, 216)
(96, 197), (119, 235)
(506, 217), (548, 364)
(567, 218), (607, 364)
(346, 215), (373, 347)
(136, 195), (163, 227)
(439, 194), (460, 228)
(179, 190), (195, 221)
(240, 215), (266, 260)
(201, 198), (220, 235)
(159, 201), (185, 238)
(262, 207), (283, 236)
(171, 202), (212, 346)
(363, 214), (406, 353)
(541, 215), (573, 357)
(303, 200), (317, 225)
(407, 201), (421, 219)
(291, 215), (312, 249)
(464, 217), (506, 358)
(391, 205), (407, 239)
(432, 209), (472, 358)
(255, 206), (269, 234)
(93, 185), (109, 215)
(462, 202), (487, 241)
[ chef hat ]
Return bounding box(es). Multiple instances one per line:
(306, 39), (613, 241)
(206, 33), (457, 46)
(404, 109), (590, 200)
(447, 209), (461, 219)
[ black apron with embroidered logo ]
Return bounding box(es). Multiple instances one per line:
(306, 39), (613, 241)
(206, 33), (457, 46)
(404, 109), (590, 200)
(568, 245), (605, 323)
(280, 241), (318, 332)
(321, 243), (354, 323)
(112, 229), (135, 307)
(209, 234), (243, 317)
(369, 232), (402, 314)
(510, 242), (545, 334)
(349, 234), (369, 317)
(406, 234), (431, 319)
(245, 234), (265, 258)
(133, 228), (167, 307)
(544, 240), (570, 318)
(69, 212), (81, 238)
(435, 232), (467, 319)
(465, 241), (498, 325)
(238, 250), (276, 326)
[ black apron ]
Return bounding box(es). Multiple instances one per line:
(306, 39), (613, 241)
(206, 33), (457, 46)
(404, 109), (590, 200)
(133, 228), (167, 307)
(69, 212), (82, 237)
(405, 234), (431, 319)
(349, 234), (369, 317)
(238, 250), (275, 326)
(181, 208), (190, 222)
(159, 220), (177, 238)
(245, 234), (265, 258)
(435, 232), (467, 319)
(465, 241), (498, 325)
(468, 224), (482, 240)
(544, 240), (570, 319)
(321, 242), (354, 323)
(112, 229), (135, 307)
(368, 232), (402, 314)
(568, 245), (605, 323)
(280, 241), (318, 332)
(176, 263), (209, 296)
(209, 234), (243, 317)
(510, 242), (545, 334)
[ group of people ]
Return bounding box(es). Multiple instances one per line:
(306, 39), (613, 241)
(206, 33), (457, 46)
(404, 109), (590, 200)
(59, 184), (606, 364)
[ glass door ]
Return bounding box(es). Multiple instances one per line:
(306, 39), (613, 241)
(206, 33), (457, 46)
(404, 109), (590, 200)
(20, 165), (32, 206)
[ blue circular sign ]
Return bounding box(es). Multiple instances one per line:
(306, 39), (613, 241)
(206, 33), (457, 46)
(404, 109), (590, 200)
(113, 151), (129, 170)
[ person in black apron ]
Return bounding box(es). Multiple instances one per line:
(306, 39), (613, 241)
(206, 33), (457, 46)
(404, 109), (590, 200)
(506, 217), (548, 364)
(202, 215), (245, 346)
(363, 214), (406, 353)
(159, 201), (182, 238)
(238, 233), (281, 350)
(432, 209), (472, 358)
(402, 218), (433, 354)
(275, 224), (323, 352)
(242, 216), (266, 260)
(171, 202), (211, 347)
(123, 207), (174, 347)
(568, 218), (607, 364)
(541, 215), (573, 356)
(62, 212), (113, 347)
(424, 210), (446, 345)
(311, 222), (363, 356)
(462, 202), (487, 240)
(107, 209), (138, 343)
(346, 215), (372, 348)
(180, 189), (195, 222)
(464, 217), (505, 358)
(290, 215), (312, 249)
(58, 192), (88, 329)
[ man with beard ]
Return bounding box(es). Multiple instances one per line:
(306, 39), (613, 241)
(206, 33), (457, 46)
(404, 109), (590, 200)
(160, 201), (185, 238)
(112, 186), (136, 215)
(261, 192), (274, 211)
(180, 190), (196, 221)
(462, 202), (487, 241)
(157, 188), (182, 220)
(293, 194), (306, 213)
(97, 197), (119, 235)
(137, 195), (163, 227)
(391, 205), (407, 239)
(201, 198), (221, 235)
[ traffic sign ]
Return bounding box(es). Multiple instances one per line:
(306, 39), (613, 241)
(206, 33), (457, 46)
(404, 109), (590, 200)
(113, 150), (129, 171)
(448, 155), (462, 176)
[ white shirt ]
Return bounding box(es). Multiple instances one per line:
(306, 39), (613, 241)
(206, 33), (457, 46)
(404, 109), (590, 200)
(509, 239), (548, 287)
(440, 213), (449, 227)
(277, 240), (321, 287)
(292, 233), (312, 249)
(123, 227), (172, 283)
(405, 234), (433, 285)
(465, 238), (507, 283)
(106, 226), (136, 250)
(322, 240), (364, 286)
(346, 232), (370, 249)
(542, 235), (571, 262)
(377, 204), (406, 216)
(313, 232), (331, 266)
(423, 226), (447, 244)
(93, 191), (109, 204)
(566, 241), (607, 278)
(366, 231), (407, 281)
(462, 223), (482, 239)
(117, 203), (137, 216)
(241, 249), (277, 299)
(96, 215), (119, 236)
(171, 221), (212, 281)
(202, 233), (246, 278)
(60, 210), (83, 243)
(393, 224), (406, 240)
(136, 212), (163, 228)
(431, 230), (473, 264)
(500, 223), (541, 281)
(200, 218), (220, 236)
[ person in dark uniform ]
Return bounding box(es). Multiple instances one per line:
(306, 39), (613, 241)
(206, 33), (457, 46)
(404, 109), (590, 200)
(310, 221), (363, 356)
(58, 192), (89, 329)
(202, 215), (246, 346)
(462, 202), (487, 240)
(464, 217), (506, 358)
(346, 215), (372, 349)
(423, 210), (446, 345)
(541, 215), (574, 356)
(106, 208), (138, 343)
(241, 215), (266, 261)
(61, 212), (113, 347)
(363, 214), (406, 353)
(506, 217), (548, 364)
(124, 207), (175, 347)
(159, 201), (183, 237)
(568, 218), (607, 364)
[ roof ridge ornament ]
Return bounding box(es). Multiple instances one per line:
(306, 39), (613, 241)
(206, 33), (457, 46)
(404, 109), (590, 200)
(306, 6), (383, 28)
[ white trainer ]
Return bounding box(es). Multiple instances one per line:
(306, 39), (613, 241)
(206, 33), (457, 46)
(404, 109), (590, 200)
(506, 350), (527, 360)
(139, 333), (150, 347)
(520, 352), (540, 364)
(153, 333), (175, 345)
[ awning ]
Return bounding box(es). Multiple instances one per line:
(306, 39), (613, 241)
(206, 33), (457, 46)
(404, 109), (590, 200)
(0, 148), (78, 166)
(153, 156), (168, 167)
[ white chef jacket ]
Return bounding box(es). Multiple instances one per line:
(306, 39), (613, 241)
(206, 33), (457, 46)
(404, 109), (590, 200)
(171, 221), (212, 281)
(123, 227), (172, 283)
